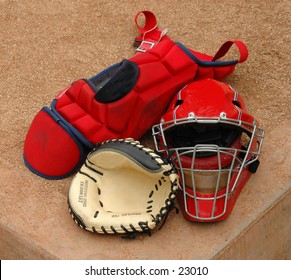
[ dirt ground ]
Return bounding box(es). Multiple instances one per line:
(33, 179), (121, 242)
(0, 0), (290, 259)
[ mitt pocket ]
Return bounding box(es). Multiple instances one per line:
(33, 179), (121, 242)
(23, 107), (88, 179)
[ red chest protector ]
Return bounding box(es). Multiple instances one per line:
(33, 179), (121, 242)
(23, 11), (248, 179)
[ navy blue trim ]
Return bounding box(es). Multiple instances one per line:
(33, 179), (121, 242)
(176, 42), (238, 67)
(23, 154), (83, 180)
(51, 100), (94, 149)
(89, 62), (122, 83)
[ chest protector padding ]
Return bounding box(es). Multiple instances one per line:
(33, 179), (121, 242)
(24, 39), (246, 179)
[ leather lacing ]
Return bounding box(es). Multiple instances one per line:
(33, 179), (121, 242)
(69, 138), (179, 239)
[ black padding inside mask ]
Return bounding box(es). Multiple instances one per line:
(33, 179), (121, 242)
(88, 59), (139, 103)
(165, 123), (242, 158)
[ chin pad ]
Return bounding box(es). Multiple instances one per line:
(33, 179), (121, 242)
(23, 107), (89, 179)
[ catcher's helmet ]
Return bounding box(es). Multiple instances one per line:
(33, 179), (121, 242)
(152, 78), (264, 222)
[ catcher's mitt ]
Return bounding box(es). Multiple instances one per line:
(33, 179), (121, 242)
(68, 138), (179, 238)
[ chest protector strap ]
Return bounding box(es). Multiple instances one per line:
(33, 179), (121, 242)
(23, 11), (248, 179)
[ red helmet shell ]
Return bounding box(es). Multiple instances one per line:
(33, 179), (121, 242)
(152, 78), (264, 222)
(162, 79), (250, 170)
(163, 79), (247, 122)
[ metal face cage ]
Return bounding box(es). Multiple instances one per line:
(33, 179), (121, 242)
(152, 116), (264, 221)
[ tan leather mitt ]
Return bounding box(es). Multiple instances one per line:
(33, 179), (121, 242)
(68, 138), (179, 238)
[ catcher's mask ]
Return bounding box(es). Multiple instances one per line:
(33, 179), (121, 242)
(152, 79), (264, 222)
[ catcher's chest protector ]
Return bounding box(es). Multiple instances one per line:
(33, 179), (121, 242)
(23, 11), (248, 179)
